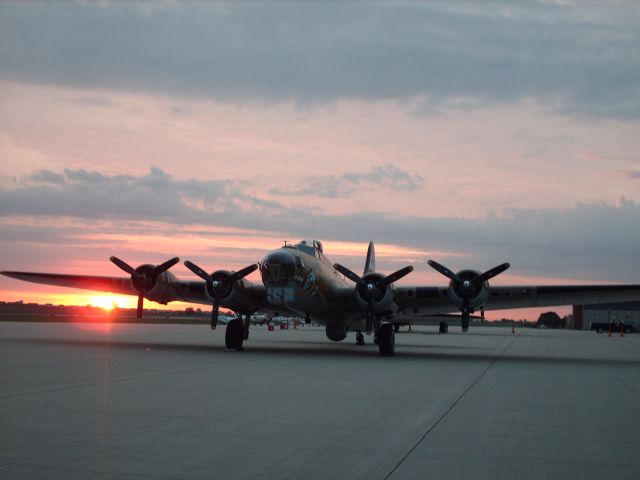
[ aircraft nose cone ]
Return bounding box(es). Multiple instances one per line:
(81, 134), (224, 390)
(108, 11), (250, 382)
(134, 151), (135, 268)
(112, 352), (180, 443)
(260, 251), (296, 285)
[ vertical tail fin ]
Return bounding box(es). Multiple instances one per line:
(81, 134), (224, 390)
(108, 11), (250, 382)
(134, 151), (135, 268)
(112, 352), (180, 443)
(363, 241), (376, 275)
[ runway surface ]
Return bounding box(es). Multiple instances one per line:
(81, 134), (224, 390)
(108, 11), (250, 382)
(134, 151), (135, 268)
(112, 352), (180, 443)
(1, 322), (639, 479)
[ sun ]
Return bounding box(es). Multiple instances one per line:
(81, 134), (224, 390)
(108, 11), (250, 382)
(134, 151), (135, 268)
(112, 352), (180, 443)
(89, 295), (125, 311)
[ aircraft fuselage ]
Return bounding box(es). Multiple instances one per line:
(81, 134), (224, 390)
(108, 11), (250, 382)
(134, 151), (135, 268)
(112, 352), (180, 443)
(259, 240), (350, 322)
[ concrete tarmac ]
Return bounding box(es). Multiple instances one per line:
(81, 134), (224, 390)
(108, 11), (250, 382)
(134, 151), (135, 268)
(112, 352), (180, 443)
(1, 322), (639, 479)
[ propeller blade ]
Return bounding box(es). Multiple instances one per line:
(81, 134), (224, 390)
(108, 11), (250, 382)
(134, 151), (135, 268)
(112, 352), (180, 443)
(427, 260), (461, 283)
(136, 292), (144, 319)
(211, 305), (218, 329)
(461, 309), (470, 331)
(211, 292), (221, 329)
(110, 256), (137, 275)
(184, 260), (213, 282)
(155, 257), (180, 275)
(228, 264), (258, 283)
(379, 265), (414, 289)
(474, 262), (510, 285)
(334, 263), (367, 288)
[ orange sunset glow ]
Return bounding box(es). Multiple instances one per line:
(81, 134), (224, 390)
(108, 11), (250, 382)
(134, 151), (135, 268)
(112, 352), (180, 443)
(0, 3), (638, 325)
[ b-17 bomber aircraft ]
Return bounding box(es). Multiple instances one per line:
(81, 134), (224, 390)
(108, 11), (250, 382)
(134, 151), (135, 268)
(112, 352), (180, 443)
(3, 239), (640, 356)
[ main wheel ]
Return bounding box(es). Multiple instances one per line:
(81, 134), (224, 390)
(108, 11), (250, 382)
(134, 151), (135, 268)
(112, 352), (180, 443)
(378, 323), (395, 356)
(225, 319), (244, 351)
(356, 332), (365, 346)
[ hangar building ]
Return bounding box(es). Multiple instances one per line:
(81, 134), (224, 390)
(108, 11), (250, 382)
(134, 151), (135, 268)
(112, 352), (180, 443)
(571, 302), (640, 330)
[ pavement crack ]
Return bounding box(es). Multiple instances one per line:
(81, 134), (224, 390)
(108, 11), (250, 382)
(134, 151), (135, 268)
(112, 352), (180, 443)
(383, 334), (518, 480)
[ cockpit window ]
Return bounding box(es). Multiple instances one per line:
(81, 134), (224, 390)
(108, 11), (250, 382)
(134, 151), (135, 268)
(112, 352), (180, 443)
(296, 239), (323, 256)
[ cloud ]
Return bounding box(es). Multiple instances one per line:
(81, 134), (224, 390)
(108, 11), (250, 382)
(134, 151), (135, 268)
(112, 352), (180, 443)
(1, 2), (638, 118)
(270, 163), (424, 198)
(24, 170), (66, 186)
(1, 167), (638, 282)
(343, 164), (424, 190)
(2, 166), (236, 221)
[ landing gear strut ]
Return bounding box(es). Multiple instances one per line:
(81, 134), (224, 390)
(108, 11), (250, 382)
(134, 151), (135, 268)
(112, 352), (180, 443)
(372, 317), (381, 345)
(242, 313), (251, 340)
(461, 316), (469, 332)
(356, 332), (365, 346)
(378, 323), (395, 356)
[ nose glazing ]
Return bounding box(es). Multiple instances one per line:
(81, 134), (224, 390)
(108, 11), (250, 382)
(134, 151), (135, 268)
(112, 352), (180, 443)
(260, 251), (296, 285)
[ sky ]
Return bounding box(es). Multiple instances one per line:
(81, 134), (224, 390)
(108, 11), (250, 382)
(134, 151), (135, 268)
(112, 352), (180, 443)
(0, 1), (639, 319)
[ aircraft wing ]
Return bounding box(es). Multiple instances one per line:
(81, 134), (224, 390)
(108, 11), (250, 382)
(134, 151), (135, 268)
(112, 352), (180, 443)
(482, 284), (640, 311)
(1, 271), (138, 296)
(0, 271), (278, 314)
(395, 284), (640, 319)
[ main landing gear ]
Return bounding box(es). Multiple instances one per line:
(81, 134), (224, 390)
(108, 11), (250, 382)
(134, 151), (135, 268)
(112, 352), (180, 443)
(356, 325), (394, 355)
(225, 319), (243, 350)
(225, 314), (251, 351)
(378, 323), (395, 356)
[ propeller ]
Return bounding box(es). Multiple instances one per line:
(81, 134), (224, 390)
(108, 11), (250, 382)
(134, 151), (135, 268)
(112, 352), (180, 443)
(110, 256), (180, 319)
(428, 260), (510, 331)
(334, 263), (413, 333)
(183, 261), (258, 329)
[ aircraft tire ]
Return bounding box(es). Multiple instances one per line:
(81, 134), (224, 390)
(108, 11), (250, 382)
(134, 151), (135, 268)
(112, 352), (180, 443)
(225, 319), (244, 351)
(378, 323), (395, 356)
(356, 332), (365, 346)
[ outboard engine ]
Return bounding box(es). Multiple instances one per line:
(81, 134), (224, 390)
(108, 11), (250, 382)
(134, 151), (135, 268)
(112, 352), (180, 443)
(110, 256), (180, 319)
(428, 260), (510, 331)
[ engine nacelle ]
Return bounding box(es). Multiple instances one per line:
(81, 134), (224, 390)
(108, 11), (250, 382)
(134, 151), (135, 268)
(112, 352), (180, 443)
(141, 270), (179, 304)
(354, 272), (395, 312)
(447, 269), (490, 310)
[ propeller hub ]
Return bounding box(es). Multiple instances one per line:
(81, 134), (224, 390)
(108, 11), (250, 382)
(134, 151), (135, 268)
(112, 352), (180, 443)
(212, 280), (220, 289)
(367, 283), (375, 291)
(463, 280), (471, 289)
